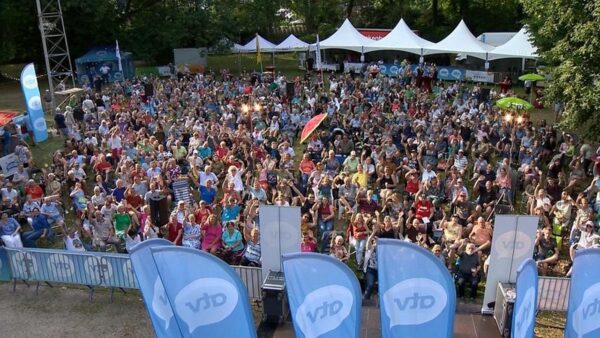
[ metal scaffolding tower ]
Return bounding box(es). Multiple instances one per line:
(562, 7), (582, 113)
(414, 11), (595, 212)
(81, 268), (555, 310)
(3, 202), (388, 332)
(36, 0), (76, 111)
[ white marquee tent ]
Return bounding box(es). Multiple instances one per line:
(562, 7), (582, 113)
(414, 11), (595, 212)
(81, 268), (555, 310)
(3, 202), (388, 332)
(233, 34), (277, 53)
(274, 34), (309, 52)
(364, 18), (435, 55)
(318, 18), (374, 53)
(488, 27), (538, 60)
(426, 20), (494, 59)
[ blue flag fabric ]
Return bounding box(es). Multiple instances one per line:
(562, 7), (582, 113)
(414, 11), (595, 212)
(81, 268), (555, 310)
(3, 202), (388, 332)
(20, 63), (48, 143)
(565, 248), (600, 338)
(282, 252), (361, 338)
(150, 246), (257, 338)
(128, 239), (183, 338)
(377, 239), (456, 338)
(512, 258), (538, 338)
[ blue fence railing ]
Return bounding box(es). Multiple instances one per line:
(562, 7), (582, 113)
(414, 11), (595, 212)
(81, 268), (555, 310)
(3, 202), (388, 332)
(0, 247), (263, 301)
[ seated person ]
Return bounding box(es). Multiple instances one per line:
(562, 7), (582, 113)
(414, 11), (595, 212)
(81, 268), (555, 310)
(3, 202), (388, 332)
(40, 197), (65, 228)
(24, 179), (44, 203)
(0, 212), (23, 248)
(21, 195), (41, 226)
(22, 208), (54, 248)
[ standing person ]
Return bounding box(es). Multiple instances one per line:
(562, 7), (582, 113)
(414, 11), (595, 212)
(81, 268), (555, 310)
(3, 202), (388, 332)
(99, 63), (111, 85)
(166, 214), (183, 246)
(108, 130), (122, 164)
(221, 221), (244, 264)
(182, 214), (201, 249)
(363, 233), (378, 301)
(240, 228), (261, 267)
(201, 214), (222, 254)
(456, 242), (481, 300)
(54, 108), (69, 136)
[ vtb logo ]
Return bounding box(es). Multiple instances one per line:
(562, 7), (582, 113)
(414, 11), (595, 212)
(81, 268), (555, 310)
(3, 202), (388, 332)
(495, 231), (531, 258)
(513, 287), (535, 337)
(306, 300), (343, 323)
(394, 292), (435, 311)
(185, 292), (227, 312)
(383, 278), (448, 327)
(573, 283), (600, 338)
(296, 285), (353, 338)
(174, 278), (239, 333)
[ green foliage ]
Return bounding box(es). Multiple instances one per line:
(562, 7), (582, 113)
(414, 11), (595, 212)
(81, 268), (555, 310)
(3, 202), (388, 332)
(1, 0), (524, 65)
(523, 0), (600, 139)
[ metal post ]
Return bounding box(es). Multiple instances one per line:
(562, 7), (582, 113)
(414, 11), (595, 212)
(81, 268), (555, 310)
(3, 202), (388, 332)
(36, 0), (76, 112)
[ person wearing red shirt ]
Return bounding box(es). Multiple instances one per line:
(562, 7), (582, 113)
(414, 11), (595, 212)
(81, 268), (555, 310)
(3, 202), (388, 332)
(299, 153), (316, 185)
(25, 180), (44, 202)
(414, 193), (433, 221)
(167, 214), (183, 246)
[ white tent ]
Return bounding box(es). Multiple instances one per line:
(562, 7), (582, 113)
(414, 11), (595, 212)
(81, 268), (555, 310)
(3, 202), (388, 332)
(318, 18), (374, 53)
(427, 20), (494, 59)
(274, 34), (309, 52)
(234, 34), (276, 53)
(231, 43), (243, 53)
(477, 32), (516, 47)
(488, 27), (538, 60)
(364, 18), (435, 55)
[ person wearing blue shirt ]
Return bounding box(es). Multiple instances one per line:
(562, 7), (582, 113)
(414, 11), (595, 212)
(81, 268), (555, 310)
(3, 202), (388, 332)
(198, 142), (212, 159)
(199, 179), (217, 204)
(0, 212), (23, 248)
(221, 198), (241, 224)
(22, 208), (54, 248)
(111, 179), (126, 202)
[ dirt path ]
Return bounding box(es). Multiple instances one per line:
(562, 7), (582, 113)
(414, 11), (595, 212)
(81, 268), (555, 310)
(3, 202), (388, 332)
(0, 282), (154, 338)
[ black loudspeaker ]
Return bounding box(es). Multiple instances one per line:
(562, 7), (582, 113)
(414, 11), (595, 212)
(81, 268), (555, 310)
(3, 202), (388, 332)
(144, 83), (154, 97)
(149, 194), (170, 227)
(481, 88), (491, 102)
(286, 82), (295, 97)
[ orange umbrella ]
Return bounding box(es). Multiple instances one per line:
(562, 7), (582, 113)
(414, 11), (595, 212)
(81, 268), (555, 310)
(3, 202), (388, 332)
(300, 113), (327, 143)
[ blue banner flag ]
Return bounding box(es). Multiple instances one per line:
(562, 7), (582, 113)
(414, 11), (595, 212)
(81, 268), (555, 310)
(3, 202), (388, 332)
(20, 63), (48, 143)
(282, 253), (361, 338)
(377, 239), (456, 338)
(565, 248), (600, 338)
(150, 246), (257, 338)
(512, 258), (538, 338)
(129, 239), (183, 338)
(0, 248), (12, 281)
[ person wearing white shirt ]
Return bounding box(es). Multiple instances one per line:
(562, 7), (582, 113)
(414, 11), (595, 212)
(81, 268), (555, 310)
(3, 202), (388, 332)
(422, 164), (437, 182)
(198, 165), (219, 187)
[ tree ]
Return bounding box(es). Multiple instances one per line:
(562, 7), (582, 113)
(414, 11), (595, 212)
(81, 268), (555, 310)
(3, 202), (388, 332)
(523, 0), (600, 139)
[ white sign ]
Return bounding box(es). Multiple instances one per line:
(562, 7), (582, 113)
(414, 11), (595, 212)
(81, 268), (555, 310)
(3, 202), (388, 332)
(482, 215), (538, 314)
(465, 70), (495, 83)
(0, 153), (20, 176)
(259, 205), (301, 277)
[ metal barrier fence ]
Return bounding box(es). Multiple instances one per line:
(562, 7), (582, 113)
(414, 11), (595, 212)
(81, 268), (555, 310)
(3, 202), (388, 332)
(233, 265), (263, 301)
(0, 247), (263, 302)
(537, 276), (570, 312)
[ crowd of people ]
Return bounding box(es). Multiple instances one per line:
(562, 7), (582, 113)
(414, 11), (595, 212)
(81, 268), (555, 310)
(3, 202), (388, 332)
(1, 61), (600, 301)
